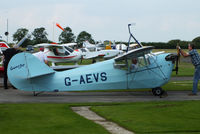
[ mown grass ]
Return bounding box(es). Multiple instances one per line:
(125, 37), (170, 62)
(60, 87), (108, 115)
(171, 62), (194, 77)
(163, 81), (195, 91)
(91, 101), (200, 134)
(0, 104), (110, 134)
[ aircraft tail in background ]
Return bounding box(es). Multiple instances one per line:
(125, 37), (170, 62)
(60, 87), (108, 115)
(0, 42), (9, 53)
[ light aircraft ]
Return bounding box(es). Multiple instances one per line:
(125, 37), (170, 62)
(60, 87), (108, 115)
(35, 42), (122, 65)
(80, 41), (123, 60)
(34, 43), (82, 66)
(78, 47), (122, 60)
(7, 24), (178, 96)
(83, 40), (105, 51)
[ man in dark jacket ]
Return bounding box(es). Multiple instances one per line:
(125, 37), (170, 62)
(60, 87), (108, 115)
(2, 45), (21, 89)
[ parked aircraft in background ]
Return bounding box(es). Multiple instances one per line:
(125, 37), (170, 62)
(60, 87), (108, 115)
(82, 40), (104, 51)
(116, 43), (127, 51)
(34, 43), (82, 66)
(78, 47), (122, 60)
(81, 41), (123, 60)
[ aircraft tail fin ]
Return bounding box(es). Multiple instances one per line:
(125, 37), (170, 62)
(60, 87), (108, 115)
(8, 52), (55, 79)
(7, 52), (55, 90)
(0, 42), (10, 53)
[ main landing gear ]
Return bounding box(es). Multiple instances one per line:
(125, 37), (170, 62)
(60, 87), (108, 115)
(152, 87), (168, 97)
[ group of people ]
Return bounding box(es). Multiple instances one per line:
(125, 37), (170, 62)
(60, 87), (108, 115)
(2, 46), (48, 89)
(1, 43), (200, 96)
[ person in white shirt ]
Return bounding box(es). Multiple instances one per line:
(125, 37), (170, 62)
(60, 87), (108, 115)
(131, 58), (138, 70)
(33, 47), (48, 65)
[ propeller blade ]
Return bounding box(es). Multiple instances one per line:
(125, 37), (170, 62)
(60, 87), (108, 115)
(56, 23), (64, 31)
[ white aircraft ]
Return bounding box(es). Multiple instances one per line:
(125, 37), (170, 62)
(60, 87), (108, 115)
(81, 41), (123, 60)
(34, 43), (82, 66)
(78, 47), (122, 60)
(82, 40), (105, 51)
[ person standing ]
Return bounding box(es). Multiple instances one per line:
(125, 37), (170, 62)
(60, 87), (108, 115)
(178, 43), (200, 95)
(2, 45), (21, 89)
(33, 47), (48, 65)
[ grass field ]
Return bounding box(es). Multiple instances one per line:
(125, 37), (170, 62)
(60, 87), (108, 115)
(171, 62), (194, 77)
(162, 81), (197, 91)
(0, 102), (200, 134)
(91, 101), (200, 134)
(0, 104), (110, 134)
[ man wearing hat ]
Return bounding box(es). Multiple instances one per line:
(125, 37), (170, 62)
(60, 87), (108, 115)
(2, 44), (22, 89)
(33, 47), (48, 65)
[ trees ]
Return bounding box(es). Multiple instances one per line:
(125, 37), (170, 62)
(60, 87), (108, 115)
(13, 28), (29, 42)
(12, 26), (199, 49)
(192, 36), (200, 47)
(32, 27), (48, 45)
(76, 31), (95, 47)
(59, 27), (76, 43)
(12, 28), (31, 47)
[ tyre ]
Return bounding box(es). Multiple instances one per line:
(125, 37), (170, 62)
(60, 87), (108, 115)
(152, 87), (163, 96)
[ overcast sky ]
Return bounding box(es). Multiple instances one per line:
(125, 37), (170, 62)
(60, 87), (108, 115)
(0, 0), (200, 43)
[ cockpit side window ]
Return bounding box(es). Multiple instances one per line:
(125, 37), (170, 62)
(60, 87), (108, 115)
(80, 48), (87, 52)
(65, 46), (74, 53)
(114, 58), (128, 70)
(65, 51), (70, 56)
(128, 53), (151, 71)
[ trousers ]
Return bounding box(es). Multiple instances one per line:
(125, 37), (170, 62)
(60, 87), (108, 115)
(193, 65), (200, 94)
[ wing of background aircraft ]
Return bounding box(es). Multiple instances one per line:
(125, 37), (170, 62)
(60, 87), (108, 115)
(34, 43), (77, 48)
(34, 43), (54, 48)
(61, 43), (77, 47)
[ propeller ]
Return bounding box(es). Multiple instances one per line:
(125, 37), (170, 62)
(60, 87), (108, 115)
(56, 23), (64, 31)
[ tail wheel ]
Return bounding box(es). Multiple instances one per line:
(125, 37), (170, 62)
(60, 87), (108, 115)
(152, 87), (163, 96)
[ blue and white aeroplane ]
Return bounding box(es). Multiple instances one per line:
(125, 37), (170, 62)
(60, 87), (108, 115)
(7, 24), (178, 96)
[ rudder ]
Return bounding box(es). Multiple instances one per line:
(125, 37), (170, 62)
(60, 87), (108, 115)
(7, 52), (55, 91)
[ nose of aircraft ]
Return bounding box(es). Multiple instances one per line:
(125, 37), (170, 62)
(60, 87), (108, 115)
(165, 53), (177, 63)
(165, 53), (179, 74)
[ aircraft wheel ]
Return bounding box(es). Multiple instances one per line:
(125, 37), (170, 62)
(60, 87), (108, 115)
(152, 87), (163, 96)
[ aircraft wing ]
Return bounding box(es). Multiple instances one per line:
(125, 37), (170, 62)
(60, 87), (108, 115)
(61, 43), (77, 47)
(83, 52), (104, 60)
(115, 46), (154, 61)
(34, 43), (62, 48)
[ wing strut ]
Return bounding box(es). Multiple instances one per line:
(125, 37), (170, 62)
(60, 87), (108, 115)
(126, 24), (143, 52)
